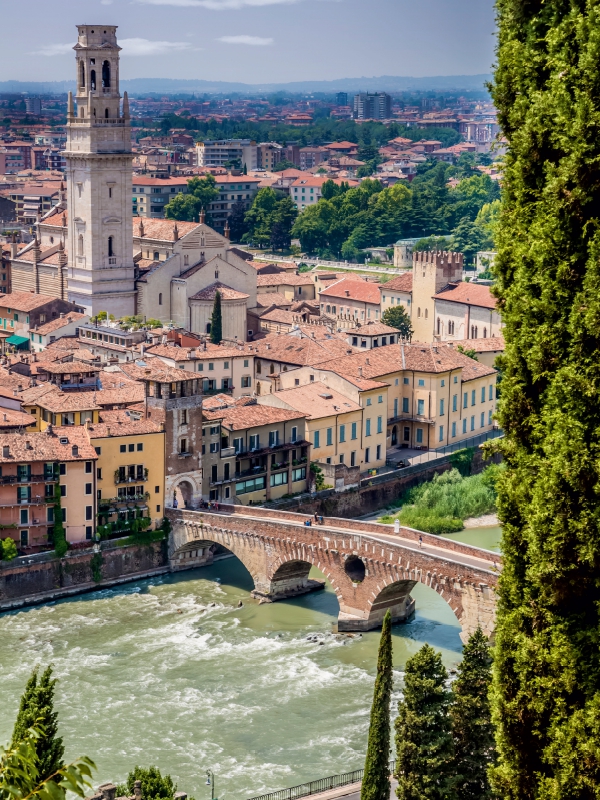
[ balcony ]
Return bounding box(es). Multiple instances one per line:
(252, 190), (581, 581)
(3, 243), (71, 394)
(234, 439), (308, 458)
(221, 446), (236, 458)
(114, 469), (148, 485)
(0, 473), (57, 485)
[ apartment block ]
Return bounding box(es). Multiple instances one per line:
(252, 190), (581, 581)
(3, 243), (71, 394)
(196, 139), (258, 170)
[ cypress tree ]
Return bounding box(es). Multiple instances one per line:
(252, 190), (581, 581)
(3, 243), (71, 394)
(490, 1), (600, 797)
(210, 290), (222, 344)
(450, 628), (495, 800)
(361, 610), (393, 800)
(11, 665), (64, 781)
(394, 644), (455, 800)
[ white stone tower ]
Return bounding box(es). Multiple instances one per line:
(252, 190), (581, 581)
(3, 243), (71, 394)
(64, 25), (136, 316)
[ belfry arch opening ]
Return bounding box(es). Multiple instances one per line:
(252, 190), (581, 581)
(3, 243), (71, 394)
(102, 60), (111, 88)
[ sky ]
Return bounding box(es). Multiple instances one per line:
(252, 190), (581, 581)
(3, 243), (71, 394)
(0, 0), (497, 85)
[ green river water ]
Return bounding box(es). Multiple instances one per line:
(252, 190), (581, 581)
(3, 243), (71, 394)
(0, 526), (501, 800)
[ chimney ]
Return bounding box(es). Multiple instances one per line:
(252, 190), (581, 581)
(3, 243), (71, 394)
(60, 312), (64, 318)
(106, 427), (111, 437)
(365, 357), (370, 365)
(10, 233), (18, 258)
(200, 208), (206, 224)
(3, 413), (7, 421)
(25, 440), (32, 450)
(224, 220), (230, 240)
(358, 367), (363, 378)
(46, 423), (53, 435)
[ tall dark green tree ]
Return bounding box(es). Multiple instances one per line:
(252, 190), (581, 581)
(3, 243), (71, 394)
(210, 290), (222, 344)
(361, 610), (393, 800)
(11, 666), (64, 782)
(450, 628), (495, 800)
(490, 1), (600, 798)
(394, 644), (455, 800)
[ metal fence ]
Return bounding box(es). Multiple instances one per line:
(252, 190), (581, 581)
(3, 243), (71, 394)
(247, 762), (395, 800)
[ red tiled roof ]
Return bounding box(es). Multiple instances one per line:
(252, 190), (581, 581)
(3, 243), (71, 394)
(0, 427), (98, 464)
(434, 282), (497, 310)
(189, 282), (249, 301)
(319, 277), (381, 305)
(382, 273), (413, 293)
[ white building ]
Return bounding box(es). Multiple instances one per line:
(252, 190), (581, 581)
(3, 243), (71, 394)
(196, 139), (258, 171)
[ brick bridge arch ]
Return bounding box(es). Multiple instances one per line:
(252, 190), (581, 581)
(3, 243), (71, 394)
(167, 507), (499, 641)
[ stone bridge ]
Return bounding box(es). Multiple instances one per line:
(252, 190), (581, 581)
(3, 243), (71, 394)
(166, 506), (500, 641)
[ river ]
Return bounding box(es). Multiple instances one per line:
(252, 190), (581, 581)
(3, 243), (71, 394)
(0, 525), (500, 800)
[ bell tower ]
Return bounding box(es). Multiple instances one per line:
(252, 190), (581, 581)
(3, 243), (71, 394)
(64, 25), (136, 316)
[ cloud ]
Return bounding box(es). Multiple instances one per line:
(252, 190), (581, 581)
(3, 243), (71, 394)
(138, 0), (298, 9)
(100, 0), (113, 5)
(218, 35), (273, 45)
(30, 37), (194, 56)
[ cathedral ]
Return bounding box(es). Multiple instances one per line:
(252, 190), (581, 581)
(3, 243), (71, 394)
(9, 24), (258, 343)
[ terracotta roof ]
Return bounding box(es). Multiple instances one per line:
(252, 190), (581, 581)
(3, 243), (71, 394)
(87, 417), (163, 439)
(256, 274), (314, 287)
(146, 342), (250, 362)
(205, 403), (306, 430)
(447, 336), (505, 353)
(319, 277), (381, 305)
(256, 292), (291, 308)
(0, 428), (98, 464)
(19, 383), (57, 404)
(31, 387), (100, 413)
(382, 273), (413, 293)
(95, 384), (146, 407)
(118, 361), (194, 384)
(36, 361), (101, 375)
(40, 208), (67, 227)
(0, 407), (37, 429)
(434, 282), (497, 310)
(270, 382), (361, 419)
(0, 291), (62, 312)
(315, 342), (497, 381)
(353, 321), (399, 336)
(252, 331), (355, 367)
(259, 309), (297, 324)
(34, 312), (87, 336)
(132, 218), (199, 241)
(189, 281), (249, 301)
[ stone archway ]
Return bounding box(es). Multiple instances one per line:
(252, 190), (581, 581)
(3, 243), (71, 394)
(259, 558), (325, 601)
(167, 473), (202, 511)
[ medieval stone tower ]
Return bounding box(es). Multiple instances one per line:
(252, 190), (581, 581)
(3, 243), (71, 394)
(411, 250), (463, 342)
(65, 25), (136, 316)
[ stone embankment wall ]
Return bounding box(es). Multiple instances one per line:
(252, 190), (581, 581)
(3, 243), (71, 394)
(282, 447), (501, 518)
(0, 539), (168, 612)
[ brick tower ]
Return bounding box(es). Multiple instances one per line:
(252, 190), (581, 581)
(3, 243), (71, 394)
(411, 250), (463, 342)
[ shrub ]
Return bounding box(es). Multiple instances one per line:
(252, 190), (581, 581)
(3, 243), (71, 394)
(116, 766), (176, 800)
(0, 537), (18, 561)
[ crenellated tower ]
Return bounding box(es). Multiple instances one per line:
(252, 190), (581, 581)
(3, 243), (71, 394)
(411, 250), (463, 342)
(64, 25), (136, 316)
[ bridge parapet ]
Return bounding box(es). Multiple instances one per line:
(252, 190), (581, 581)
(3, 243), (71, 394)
(166, 507), (499, 641)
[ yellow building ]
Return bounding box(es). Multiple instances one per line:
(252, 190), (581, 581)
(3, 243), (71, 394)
(261, 381), (387, 471)
(86, 415), (166, 532)
(21, 385), (101, 431)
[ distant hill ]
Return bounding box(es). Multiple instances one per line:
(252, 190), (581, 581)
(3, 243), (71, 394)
(0, 74), (492, 96)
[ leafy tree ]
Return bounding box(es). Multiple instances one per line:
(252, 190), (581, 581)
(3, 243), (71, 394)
(11, 667), (64, 783)
(228, 201), (249, 242)
(269, 195), (298, 251)
(489, 0), (600, 797)
(243, 187), (279, 248)
(456, 345), (478, 362)
(52, 483), (67, 559)
(0, 538), (18, 561)
(164, 175), (219, 224)
(413, 236), (452, 253)
(116, 767), (176, 800)
(1, 726), (94, 800)
(450, 217), (492, 265)
(450, 629), (495, 800)
(361, 610), (393, 800)
(381, 306), (413, 339)
(210, 291), (222, 344)
(394, 644), (456, 800)
(272, 159), (296, 172)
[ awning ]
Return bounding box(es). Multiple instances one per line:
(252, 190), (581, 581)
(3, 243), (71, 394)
(6, 335), (30, 348)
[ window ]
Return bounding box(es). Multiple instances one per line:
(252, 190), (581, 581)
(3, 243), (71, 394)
(489, 384), (494, 401)
(209, 362), (214, 371)
(454, 375), (458, 384)
(60, 485), (66, 497)
(180, 410), (188, 425)
(401, 397), (408, 413)
(378, 395), (383, 404)
(20, 508), (28, 525)
(249, 434), (260, 450)
(351, 422), (357, 440)
(86, 506), (93, 521)
(452, 394), (457, 412)
(471, 389), (476, 406)
(403, 378), (409, 385)
(471, 415), (475, 431)
(120, 444), (126, 453)
(85, 461), (92, 474)
(210, 442), (219, 453)
(235, 476), (265, 494)
(366, 398), (372, 406)
(314, 430), (320, 448)
(293, 467), (306, 482)
(439, 425), (444, 442)
(241, 376), (251, 388)
(47, 506), (54, 523)
(416, 428), (423, 444)
(20, 530), (28, 547)
(481, 412), (485, 428)
(180, 438), (188, 454)
(350, 451), (356, 466)
(326, 428), (333, 446)
(365, 419), (371, 436)
(128, 443), (135, 452)
(417, 399), (425, 415)
(377, 416), (383, 434)
(85, 483), (92, 495)
(452, 421), (456, 438)
(291, 426), (297, 443)
(269, 430), (279, 447)
(365, 447), (370, 462)
(244, 359), (249, 367)
(418, 379), (425, 387)
(270, 471), (288, 487)
(489, 409), (493, 424)
(394, 398), (398, 417)
(339, 424), (346, 443)
(481, 386), (486, 403)
(234, 437), (244, 453)
(59, 463), (66, 475)
(198, 363), (204, 372)
(463, 392), (468, 409)
(441, 379), (445, 387)
(463, 418), (467, 434)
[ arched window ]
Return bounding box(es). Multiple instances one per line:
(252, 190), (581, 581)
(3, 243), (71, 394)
(80, 106), (84, 118)
(269, 363), (275, 374)
(437, 317), (441, 335)
(206, 323), (211, 334)
(417, 307), (421, 317)
(158, 293), (163, 306)
(184, 255), (189, 266)
(80, 61), (85, 88)
(105, 108), (109, 119)
(108, 236), (114, 257)
(483, 327), (487, 338)
(256, 361), (262, 374)
(90, 70), (96, 91)
(78, 234), (84, 256)
(153, 251), (159, 260)
(102, 60), (111, 88)
(425, 308), (428, 319)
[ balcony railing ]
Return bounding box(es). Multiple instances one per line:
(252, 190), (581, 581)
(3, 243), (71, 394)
(114, 471), (148, 485)
(100, 493), (150, 506)
(0, 474), (57, 485)
(234, 439), (308, 457)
